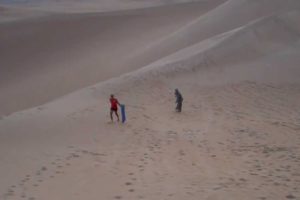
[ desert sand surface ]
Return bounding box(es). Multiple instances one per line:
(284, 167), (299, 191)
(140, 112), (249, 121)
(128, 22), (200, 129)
(0, 0), (225, 116)
(1, 0), (300, 200)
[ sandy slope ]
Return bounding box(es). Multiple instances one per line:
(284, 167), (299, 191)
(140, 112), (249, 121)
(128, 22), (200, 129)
(137, 10), (300, 84)
(1, 0), (300, 200)
(0, 1), (224, 116)
(129, 0), (300, 69)
(1, 71), (300, 199)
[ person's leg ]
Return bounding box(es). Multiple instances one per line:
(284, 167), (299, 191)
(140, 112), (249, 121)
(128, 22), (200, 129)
(176, 102), (182, 112)
(178, 102), (182, 112)
(110, 110), (114, 121)
(114, 110), (120, 121)
(176, 103), (180, 112)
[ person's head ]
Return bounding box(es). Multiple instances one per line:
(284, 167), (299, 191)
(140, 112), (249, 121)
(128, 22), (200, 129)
(175, 88), (179, 94)
(110, 94), (114, 99)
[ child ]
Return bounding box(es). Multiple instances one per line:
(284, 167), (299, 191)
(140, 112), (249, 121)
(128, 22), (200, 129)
(110, 94), (121, 122)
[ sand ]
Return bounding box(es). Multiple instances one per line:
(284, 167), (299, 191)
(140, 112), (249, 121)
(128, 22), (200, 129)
(0, 1), (225, 116)
(0, 0), (300, 200)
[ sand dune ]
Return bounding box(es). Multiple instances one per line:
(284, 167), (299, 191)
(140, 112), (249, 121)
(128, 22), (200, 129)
(0, 1), (223, 116)
(132, 10), (300, 84)
(129, 0), (300, 69)
(1, 0), (300, 200)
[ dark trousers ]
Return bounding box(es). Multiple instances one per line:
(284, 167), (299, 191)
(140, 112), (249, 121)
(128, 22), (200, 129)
(176, 102), (182, 112)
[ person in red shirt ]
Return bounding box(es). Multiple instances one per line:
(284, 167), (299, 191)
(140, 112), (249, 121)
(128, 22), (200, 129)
(110, 94), (121, 122)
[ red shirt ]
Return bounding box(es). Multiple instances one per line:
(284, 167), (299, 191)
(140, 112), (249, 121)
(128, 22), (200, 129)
(110, 98), (119, 110)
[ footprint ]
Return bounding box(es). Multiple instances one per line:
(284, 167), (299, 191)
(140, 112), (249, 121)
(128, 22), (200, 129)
(81, 150), (89, 154)
(5, 189), (14, 197)
(71, 153), (80, 158)
(37, 107), (44, 111)
(258, 197), (267, 200)
(21, 179), (28, 183)
(286, 194), (296, 199)
(41, 166), (47, 171)
(35, 171), (41, 176)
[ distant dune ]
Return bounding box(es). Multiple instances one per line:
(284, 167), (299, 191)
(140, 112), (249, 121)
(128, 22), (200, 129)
(129, 0), (300, 69)
(134, 9), (300, 83)
(0, 1), (224, 116)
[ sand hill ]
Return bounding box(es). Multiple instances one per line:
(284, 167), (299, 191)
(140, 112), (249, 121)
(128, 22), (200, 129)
(0, 0), (225, 116)
(0, 0), (300, 200)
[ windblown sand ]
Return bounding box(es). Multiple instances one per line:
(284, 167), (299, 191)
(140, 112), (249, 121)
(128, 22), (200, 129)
(0, 0), (300, 200)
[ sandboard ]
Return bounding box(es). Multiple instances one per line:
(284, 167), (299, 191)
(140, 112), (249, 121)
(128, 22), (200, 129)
(121, 104), (126, 123)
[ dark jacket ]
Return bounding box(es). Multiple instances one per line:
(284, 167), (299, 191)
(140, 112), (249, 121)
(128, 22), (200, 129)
(175, 89), (183, 103)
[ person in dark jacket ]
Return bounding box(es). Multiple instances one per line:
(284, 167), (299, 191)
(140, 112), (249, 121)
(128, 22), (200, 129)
(174, 89), (183, 112)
